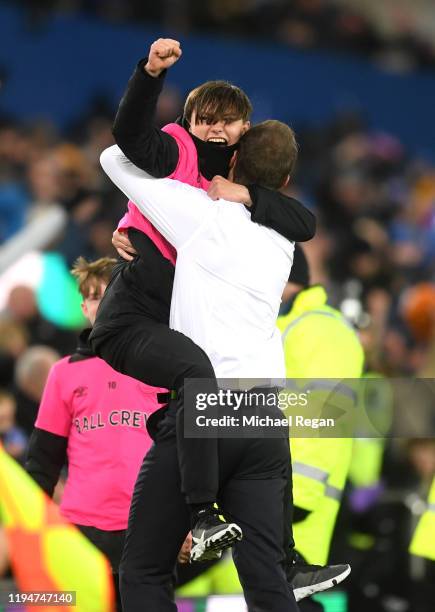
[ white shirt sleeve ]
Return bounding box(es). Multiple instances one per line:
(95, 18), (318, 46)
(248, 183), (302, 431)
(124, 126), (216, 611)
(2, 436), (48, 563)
(100, 145), (212, 248)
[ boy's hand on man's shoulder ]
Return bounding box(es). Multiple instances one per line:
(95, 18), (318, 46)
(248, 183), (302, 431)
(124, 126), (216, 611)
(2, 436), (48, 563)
(207, 176), (252, 207)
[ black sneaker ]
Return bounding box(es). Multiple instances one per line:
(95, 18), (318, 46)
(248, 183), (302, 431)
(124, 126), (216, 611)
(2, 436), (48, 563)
(190, 508), (243, 563)
(287, 550), (351, 602)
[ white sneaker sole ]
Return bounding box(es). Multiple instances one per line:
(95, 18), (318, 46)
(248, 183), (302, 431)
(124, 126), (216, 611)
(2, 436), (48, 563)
(190, 524), (243, 563)
(294, 565), (351, 602)
(193, 548), (223, 562)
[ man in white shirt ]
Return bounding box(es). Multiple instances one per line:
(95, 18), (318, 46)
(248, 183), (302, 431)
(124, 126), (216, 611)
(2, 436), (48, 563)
(101, 148), (292, 382)
(101, 120), (299, 611)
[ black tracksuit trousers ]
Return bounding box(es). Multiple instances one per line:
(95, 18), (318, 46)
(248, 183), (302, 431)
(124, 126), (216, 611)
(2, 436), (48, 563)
(118, 403), (299, 612)
(91, 319), (219, 504)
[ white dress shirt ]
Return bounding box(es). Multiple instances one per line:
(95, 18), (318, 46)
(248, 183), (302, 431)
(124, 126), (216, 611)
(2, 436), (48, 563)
(101, 145), (294, 380)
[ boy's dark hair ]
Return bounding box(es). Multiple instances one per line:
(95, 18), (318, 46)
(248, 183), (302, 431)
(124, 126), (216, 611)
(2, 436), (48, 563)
(71, 257), (117, 299)
(233, 120), (298, 190)
(184, 81), (252, 125)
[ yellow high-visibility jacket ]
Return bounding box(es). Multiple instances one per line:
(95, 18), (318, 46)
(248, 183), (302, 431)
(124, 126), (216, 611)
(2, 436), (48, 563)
(277, 285), (364, 565)
(410, 477), (435, 560)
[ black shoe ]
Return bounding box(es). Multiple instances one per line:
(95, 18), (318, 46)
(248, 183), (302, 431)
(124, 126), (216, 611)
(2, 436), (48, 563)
(190, 508), (243, 563)
(287, 550), (351, 602)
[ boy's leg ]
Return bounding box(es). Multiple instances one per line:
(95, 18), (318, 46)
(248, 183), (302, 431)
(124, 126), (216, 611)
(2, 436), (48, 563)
(92, 323), (241, 557)
(91, 320), (213, 396)
(91, 321), (220, 507)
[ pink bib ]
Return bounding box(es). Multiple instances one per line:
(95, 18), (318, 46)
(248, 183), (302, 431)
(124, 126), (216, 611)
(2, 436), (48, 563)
(117, 124), (211, 265)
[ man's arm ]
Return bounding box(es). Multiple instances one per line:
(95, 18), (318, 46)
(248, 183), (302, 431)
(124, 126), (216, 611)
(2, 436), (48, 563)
(112, 39), (182, 177)
(100, 146), (212, 249)
(26, 428), (67, 497)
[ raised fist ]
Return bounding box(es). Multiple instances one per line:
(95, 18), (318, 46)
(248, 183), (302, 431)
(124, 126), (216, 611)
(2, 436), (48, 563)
(145, 38), (182, 77)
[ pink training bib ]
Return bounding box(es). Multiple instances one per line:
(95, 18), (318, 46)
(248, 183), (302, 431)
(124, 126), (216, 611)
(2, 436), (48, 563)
(117, 123), (211, 265)
(36, 355), (165, 531)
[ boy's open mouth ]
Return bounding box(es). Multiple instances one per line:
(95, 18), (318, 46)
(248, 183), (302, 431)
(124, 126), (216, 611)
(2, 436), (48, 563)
(207, 137), (228, 146)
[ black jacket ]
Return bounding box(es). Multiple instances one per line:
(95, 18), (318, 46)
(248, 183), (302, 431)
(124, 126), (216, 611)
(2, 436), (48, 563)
(90, 63), (317, 353)
(112, 60), (316, 243)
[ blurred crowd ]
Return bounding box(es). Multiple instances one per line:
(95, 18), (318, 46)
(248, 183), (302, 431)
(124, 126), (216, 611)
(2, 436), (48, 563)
(0, 90), (186, 455)
(0, 65), (434, 608)
(289, 112), (435, 376)
(11, 0), (435, 71)
(286, 112), (435, 610)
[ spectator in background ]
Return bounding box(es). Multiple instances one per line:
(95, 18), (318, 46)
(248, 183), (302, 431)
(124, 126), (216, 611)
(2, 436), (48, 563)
(407, 439), (435, 489)
(10, 0), (435, 67)
(0, 319), (28, 387)
(6, 286), (77, 355)
(0, 119), (30, 242)
(27, 152), (63, 222)
(7, 128), (121, 267)
(401, 282), (435, 346)
(45, 143), (108, 264)
(26, 256), (165, 612)
(0, 389), (27, 463)
(14, 345), (60, 436)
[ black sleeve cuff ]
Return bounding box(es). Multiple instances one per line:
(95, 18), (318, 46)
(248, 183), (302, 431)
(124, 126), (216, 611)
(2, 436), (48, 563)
(135, 58), (167, 92)
(246, 184), (316, 242)
(246, 185), (260, 215)
(26, 428), (68, 497)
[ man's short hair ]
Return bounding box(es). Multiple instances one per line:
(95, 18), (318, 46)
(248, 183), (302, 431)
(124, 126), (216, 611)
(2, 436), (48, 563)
(184, 81), (252, 125)
(71, 256), (117, 299)
(233, 120), (298, 190)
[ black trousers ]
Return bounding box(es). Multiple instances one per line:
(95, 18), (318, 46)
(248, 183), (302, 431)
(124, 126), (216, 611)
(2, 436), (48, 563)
(91, 318), (295, 543)
(76, 525), (125, 612)
(119, 407), (299, 612)
(90, 320), (219, 504)
(299, 600), (324, 611)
